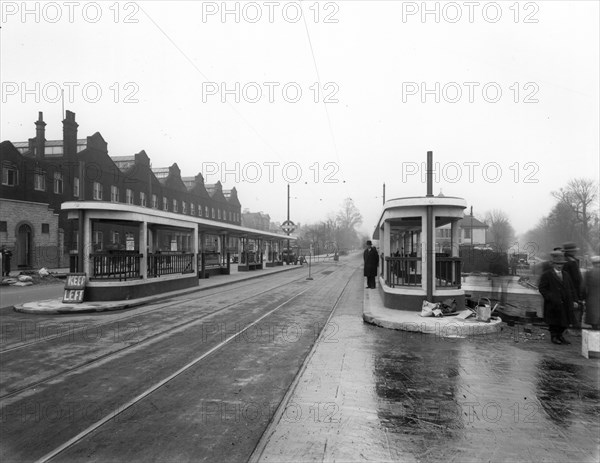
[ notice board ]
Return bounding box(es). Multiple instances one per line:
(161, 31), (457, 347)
(63, 273), (87, 303)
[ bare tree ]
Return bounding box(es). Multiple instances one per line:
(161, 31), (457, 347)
(552, 178), (599, 249)
(484, 209), (516, 251)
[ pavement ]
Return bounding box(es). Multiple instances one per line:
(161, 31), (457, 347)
(252, 268), (600, 463)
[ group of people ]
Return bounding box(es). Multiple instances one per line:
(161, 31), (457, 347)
(538, 241), (600, 345)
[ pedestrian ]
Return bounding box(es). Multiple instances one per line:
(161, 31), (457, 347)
(538, 251), (578, 345)
(363, 240), (379, 289)
(584, 256), (600, 330)
(1, 246), (12, 277)
(562, 241), (584, 327)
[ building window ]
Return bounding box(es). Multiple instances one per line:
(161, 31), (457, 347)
(42, 223), (50, 234)
(111, 231), (120, 244)
(217, 209), (221, 220)
(140, 191), (147, 207)
(172, 199), (178, 213)
(53, 172), (63, 194)
(152, 194), (158, 209)
(125, 188), (134, 205)
(182, 201), (187, 214)
(93, 182), (103, 200)
(111, 185), (119, 202)
(228, 211), (232, 222)
(190, 203), (195, 216)
(0, 221), (7, 232)
(205, 206), (209, 217)
(1, 164), (18, 186)
(163, 197), (168, 211)
(212, 208), (215, 219)
(73, 176), (80, 197)
(464, 228), (471, 239)
(34, 169), (46, 191)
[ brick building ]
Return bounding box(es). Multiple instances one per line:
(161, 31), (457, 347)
(0, 111), (242, 270)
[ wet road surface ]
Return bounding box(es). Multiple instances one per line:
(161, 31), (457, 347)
(255, 257), (600, 463)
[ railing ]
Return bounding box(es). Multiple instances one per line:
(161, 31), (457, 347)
(385, 256), (462, 288)
(148, 253), (195, 277)
(435, 257), (462, 288)
(386, 256), (421, 287)
(90, 252), (142, 280)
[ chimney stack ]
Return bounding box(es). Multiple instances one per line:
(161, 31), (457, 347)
(426, 150), (433, 197)
(62, 110), (78, 157)
(35, 112), (46, 158)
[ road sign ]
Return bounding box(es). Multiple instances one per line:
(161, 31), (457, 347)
(63, 273), (86, 303)
(281, 220), (296, 234)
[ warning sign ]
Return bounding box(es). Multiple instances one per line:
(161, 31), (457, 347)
(63, 273), (87, 303)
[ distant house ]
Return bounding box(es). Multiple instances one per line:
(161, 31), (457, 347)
(436, 213), (489, 251)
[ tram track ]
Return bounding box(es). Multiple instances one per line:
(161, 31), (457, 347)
(0, 264), (336, 355)
(32, 286), (312, 463)
(0, 265), (338, 400)
(1, 260), (358, 463)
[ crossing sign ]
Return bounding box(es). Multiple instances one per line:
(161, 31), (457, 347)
(281, 220), (296, 234)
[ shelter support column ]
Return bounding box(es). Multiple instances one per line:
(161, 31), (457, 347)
(82, 212), (91, 277)
(140, 221), (148, 279)
(382, 222), (390, 281)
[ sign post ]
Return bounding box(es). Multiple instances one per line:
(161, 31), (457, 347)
(63, 273), (87, 303)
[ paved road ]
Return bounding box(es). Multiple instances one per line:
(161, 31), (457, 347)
(0, 260), (355, 462)
(0, 282), (64, 310)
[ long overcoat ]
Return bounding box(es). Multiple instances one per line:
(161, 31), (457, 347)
(538, 269), (576, 327)
(584, 266), (600, 326)
(363, 247), (379, 278)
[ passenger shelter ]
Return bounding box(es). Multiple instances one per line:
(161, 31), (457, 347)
(373, 152), (467, 311)
(62, 201), (293, 301)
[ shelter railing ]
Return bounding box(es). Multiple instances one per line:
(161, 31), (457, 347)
(385, 256), (421, 287)
(435, 256), (462, 288)
(148, 252), (195, 277)
(90, 252), (142, 280)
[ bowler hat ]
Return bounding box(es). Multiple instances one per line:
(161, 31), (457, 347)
(562, 242), (579, 253)
(550, 251), (567, 264)
(366, 240), (372, 246)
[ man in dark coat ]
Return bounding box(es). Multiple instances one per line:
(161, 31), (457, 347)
(538, 251), (578, 345)
(363, 240), (379, 289)
(562, 241), (584, 327)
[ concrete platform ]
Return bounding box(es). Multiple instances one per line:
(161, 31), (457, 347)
(363, 285), (502, 338)
(13, 263), (306, 315)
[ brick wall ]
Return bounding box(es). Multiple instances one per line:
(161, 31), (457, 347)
(0, 199), (62, 269)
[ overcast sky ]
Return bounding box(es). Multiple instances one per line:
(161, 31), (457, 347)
(1, 0), (598, 237)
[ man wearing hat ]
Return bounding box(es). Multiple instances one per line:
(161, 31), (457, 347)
(363, 240), (379, 289)
(562, 241), (584, 327)
(538, 251), (578, 345)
